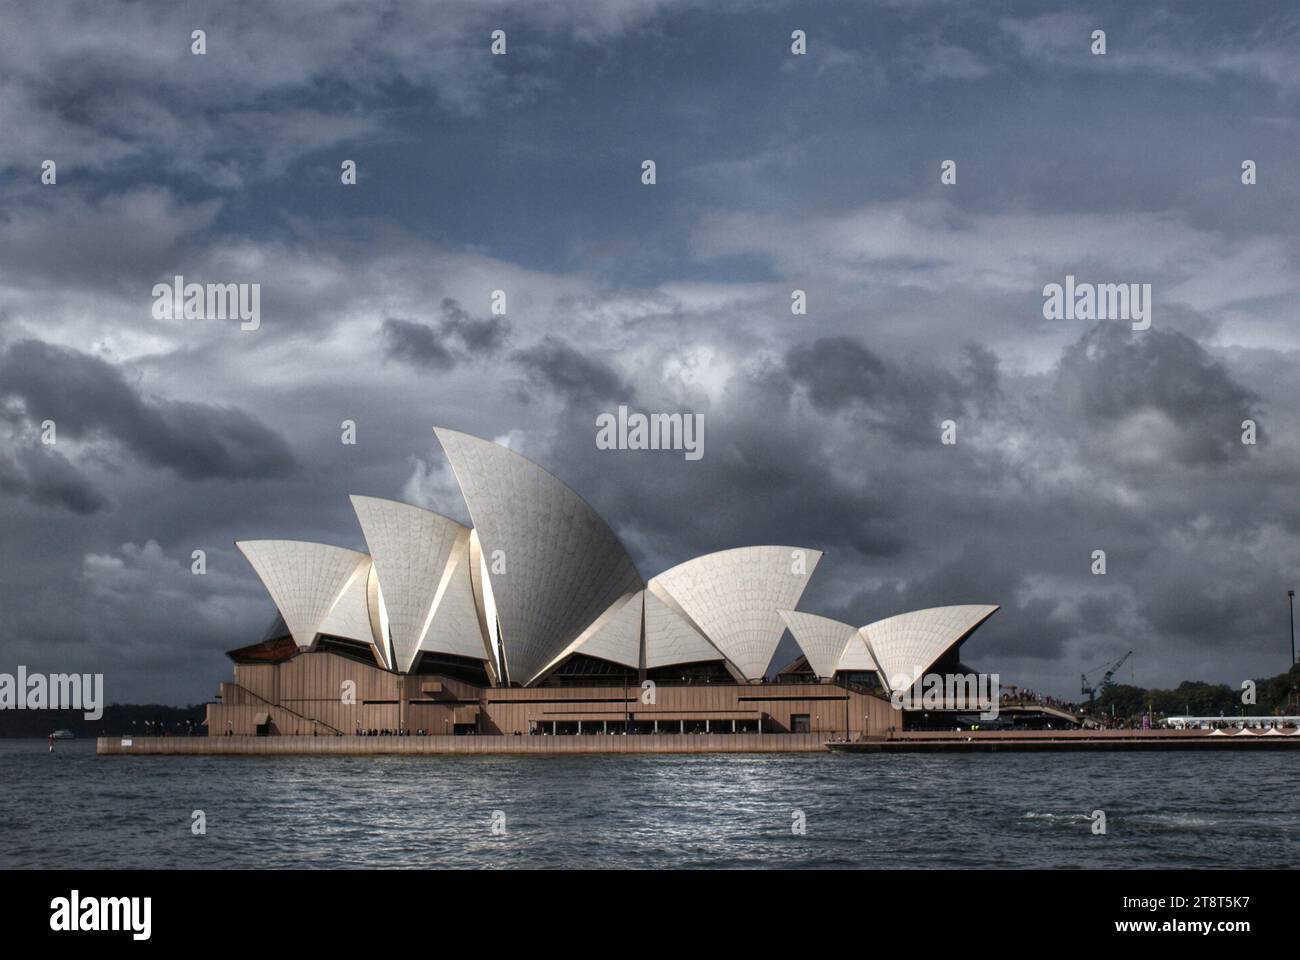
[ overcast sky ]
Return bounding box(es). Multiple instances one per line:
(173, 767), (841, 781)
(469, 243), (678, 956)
(1, 0), (1297, 704)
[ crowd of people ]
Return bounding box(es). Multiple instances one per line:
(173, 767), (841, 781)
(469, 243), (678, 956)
(999, 690), (1083, 714)
(354, 728), (470, 736)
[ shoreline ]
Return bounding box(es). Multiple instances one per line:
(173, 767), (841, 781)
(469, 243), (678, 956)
(96, 732), (830, 756)
(94, 728), (1300, 756)
(830, 729), (1300, 752)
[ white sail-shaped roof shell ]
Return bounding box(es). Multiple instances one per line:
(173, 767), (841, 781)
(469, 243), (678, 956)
(350, 496), (471, 674)
(435, 427), (644, 685)
(649, 546), (822, 680)
(537, 591), (644, 677)
(836, 632), (877, 672)
(236, 540), (370, 650)
(643, 587), (724, 669)
(318, 556), (375, 643)
(468, 529), (503, 684)
(365, 562), (392, 670)
(418, 531), (492, 664)
(572, 591), (643, 668)
(777, 609), (863, 679)
(860, 604), (999, 693)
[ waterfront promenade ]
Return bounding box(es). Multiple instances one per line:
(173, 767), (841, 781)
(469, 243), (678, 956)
(97, 727), (1300, 756)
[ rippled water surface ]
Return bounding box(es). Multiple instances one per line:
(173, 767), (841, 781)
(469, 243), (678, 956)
(1, 740), (1294, 868)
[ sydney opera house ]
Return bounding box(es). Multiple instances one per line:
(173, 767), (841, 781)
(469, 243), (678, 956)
(204, 428), (1000, 741)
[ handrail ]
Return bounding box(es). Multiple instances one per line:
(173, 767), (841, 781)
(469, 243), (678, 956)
(231, 683), (345, 736)
(831, 676), (884, 697)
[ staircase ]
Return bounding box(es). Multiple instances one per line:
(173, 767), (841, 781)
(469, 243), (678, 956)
(227, 682), (345, 736)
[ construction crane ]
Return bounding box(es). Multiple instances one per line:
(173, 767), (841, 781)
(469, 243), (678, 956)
(1081, 651), (1132, 702)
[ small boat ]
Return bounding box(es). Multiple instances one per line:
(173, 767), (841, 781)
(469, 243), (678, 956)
(51, 729), (76, 740)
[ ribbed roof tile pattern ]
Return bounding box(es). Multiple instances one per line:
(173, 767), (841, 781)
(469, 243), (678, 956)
(837, 632), (877, 672)
(777, 609), (860, 679)
(350, 496), (468, 673)
(318, 556), (375, 645)
(643, 588), (723, 668)
(435, 428), (644, 684)
(572, 591), (643, 668)
(236, 540), (370, 650)
(860, 604), (999, 693)
(418, 532), (491, 663)
(649, 546), (821, 679)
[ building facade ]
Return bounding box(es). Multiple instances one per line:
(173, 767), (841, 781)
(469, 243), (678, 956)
(205, 427), (999, 738)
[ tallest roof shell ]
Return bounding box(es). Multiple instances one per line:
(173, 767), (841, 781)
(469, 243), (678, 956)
(434, 427), (644, 684)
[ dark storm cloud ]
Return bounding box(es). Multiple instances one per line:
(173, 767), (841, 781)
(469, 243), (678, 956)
(438, 299), (510, 353)
(522, 346), (914, 575)
(0, 0), (640, 188)
(959, 343), (1002, 415)
(1140, 567), (1278, 652)
(1055, 323), (1260, 466)
(383, 298), (511, 370)
(784, 336), (993, 443)
(383, 318), (457, 370)
(0, 340), (296, 480)
(534, 317), (1293, 680)
(0, 188), (221, 293)
(512, 336), (635, 406)
(844, 543), (1078, 664)
(784, 336), (891, 411)
(0, 446), (108, 515)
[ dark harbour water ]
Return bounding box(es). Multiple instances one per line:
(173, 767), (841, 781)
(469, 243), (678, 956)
(0, 740), (1295, 869)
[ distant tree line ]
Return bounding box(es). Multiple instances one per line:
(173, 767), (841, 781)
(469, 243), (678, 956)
(0, 704), (206, 738)
(1087, 664), (1300, 720)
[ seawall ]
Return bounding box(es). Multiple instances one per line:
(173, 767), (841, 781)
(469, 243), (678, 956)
(829, 729), (1300, 752)
(97, 728), (1300, 756)
(97, 732), (831, 756)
